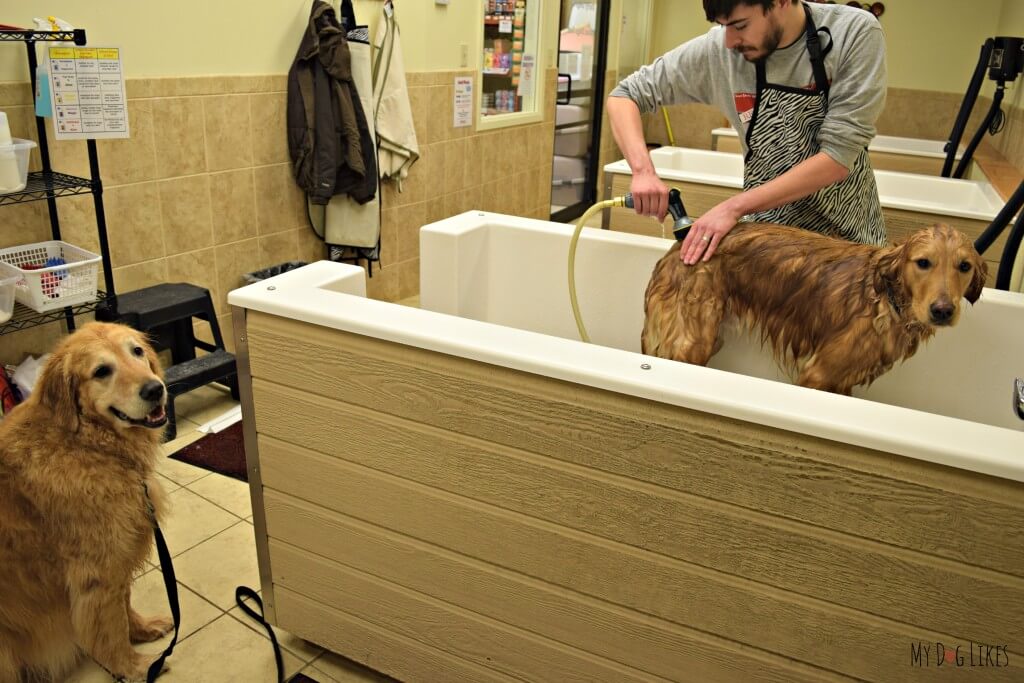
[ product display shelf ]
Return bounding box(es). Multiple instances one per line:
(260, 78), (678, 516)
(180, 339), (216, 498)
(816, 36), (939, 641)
(482, 1), (527, 116)
(0, 28), (116, 337)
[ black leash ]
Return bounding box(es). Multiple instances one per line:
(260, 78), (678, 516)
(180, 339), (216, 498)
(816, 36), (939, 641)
(144, 482), (181, 683)
(233, 587), (323, 683)
(235, 586), (286, 683)
(141, 485), (306, 683)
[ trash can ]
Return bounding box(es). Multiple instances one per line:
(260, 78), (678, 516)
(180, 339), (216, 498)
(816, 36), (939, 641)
(242, 261), (308, 286)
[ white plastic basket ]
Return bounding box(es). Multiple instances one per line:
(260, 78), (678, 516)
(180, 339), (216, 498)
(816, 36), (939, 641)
(0, 261), (18, 324)
(0, 241), (101, 313)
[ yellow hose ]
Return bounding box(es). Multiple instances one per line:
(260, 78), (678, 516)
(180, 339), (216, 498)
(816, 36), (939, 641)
(661, 107), (676, 146)
(569, 197), (626, 343)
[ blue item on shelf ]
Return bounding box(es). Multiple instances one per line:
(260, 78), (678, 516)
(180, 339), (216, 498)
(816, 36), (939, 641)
(44, 256), (68, 279)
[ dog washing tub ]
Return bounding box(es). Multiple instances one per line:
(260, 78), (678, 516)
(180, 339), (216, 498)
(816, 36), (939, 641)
(229, 212), (1024, 683)
(711, 126), (968, 176)
(603, 146), (1010, 284)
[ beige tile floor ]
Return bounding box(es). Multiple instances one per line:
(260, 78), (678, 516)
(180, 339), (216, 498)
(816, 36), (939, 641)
(64, 384), (394, 683)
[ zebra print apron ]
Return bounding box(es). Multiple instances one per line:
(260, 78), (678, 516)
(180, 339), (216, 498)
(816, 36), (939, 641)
(743, 4), (886, 245)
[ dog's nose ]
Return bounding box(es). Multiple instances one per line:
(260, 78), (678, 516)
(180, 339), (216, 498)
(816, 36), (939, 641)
(139, 380), (165, 402)
(930, 302), (954, 323)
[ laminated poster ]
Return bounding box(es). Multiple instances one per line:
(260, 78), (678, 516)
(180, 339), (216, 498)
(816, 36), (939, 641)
(454, 76), (473, 128)
(517, 54), (536, 99)
(47, 46), (130, 140)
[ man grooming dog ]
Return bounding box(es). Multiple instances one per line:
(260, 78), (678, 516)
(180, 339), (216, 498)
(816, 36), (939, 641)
(642, 223), (987, 395)
(608, 0), (888, 263)
(0, 323), (173, 682)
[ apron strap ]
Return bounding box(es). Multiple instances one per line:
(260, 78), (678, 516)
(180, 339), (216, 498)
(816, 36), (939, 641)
(801, 3), (829, 93)
(753, 5), (829, 92)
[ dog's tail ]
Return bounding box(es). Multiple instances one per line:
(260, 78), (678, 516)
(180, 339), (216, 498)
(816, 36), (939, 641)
(642, 243), (725, 365)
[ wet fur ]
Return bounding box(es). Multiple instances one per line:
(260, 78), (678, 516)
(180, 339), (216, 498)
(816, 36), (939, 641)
(642, 222), (987, 395)
(0, 323), (173, 682)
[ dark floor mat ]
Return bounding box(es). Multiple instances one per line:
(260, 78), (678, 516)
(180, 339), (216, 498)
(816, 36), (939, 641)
(168, 421), (247, 482)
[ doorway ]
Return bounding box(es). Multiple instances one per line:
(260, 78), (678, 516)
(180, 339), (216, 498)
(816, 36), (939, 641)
(549, 0), (612, 222)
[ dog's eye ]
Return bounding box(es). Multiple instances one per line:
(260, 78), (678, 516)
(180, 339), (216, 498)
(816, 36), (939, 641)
(132, 346), (145, 357)
(916, 258), (931, 270)
(958, 261), (972, 273)
(93, 365), (112, 379)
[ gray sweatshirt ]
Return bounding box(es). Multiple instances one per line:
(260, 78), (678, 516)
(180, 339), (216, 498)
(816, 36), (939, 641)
(610, 2), (887, 170)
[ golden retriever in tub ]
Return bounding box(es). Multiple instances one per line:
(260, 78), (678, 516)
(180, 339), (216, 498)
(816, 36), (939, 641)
(0, 322), (173, 682)
(642, 223), (987, 395)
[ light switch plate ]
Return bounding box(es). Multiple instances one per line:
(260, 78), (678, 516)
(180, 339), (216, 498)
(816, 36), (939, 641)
(435, 0), (450, 4)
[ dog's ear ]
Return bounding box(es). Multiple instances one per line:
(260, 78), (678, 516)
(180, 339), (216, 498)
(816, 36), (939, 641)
(873, 242), (905, 295)
(36, 352), (80, 432)
(965, 253), (987, 304)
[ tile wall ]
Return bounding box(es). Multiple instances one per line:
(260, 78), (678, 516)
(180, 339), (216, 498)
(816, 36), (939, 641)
(993, 101), (1023, 173)
(0, 69), (557, 364)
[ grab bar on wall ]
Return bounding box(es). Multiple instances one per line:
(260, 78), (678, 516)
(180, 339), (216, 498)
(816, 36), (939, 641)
(557, 72), (573, 104)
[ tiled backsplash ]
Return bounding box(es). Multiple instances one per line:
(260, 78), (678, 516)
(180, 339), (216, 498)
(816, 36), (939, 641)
(0, 70), (556, 364)
(993, 102), (1023, 173)
(372, 69), (556, 302)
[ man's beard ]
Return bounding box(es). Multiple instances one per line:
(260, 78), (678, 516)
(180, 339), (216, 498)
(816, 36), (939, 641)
(739, 21), (784, 61)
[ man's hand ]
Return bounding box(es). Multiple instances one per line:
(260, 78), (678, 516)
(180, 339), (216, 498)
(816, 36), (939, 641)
(605, 97), (671, 222)
(630, 171), (670, 221)
(679, 197), (743, 265)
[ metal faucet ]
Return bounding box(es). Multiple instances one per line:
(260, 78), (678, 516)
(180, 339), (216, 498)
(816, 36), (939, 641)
(623, 188), (694, 241)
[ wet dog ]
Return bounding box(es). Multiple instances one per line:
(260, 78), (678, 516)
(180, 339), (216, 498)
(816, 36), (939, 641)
(642, 223), (986, 394)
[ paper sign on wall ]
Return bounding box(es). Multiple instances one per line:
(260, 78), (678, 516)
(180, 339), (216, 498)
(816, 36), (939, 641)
(48, 46), (130, 140)
(517, 54), (536, 99)
(454, 76), (473, 128)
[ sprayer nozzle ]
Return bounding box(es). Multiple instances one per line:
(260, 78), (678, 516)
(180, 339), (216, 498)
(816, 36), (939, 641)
(622, 193), (634, 209)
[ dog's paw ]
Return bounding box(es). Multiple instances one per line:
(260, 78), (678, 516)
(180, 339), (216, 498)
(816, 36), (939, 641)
(119, 653), (163, 681)
(129, 614), (174, 643)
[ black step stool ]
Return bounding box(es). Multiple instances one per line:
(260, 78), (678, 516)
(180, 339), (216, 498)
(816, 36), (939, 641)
(98, 283), (239, 440)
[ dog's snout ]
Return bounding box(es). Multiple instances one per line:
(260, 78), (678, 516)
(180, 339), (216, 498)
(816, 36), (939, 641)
(929, 301), (955, 323)
(139, 380), (165, 402)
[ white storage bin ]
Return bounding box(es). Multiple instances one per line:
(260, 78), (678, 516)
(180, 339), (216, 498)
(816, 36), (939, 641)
(0, 261), (17, 324)
(551, 178), (585, 206)
(554, 124), (590, 157)
(556, 104), (588, 127)
(551, 155), (587, 207)
(0, 241), (101, 313)
(552, 154), (587, 182)
(0, 138), (37, 194)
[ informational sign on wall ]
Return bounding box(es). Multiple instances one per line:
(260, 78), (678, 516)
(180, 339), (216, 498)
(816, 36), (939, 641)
(454, 76), (473, 128)
(517, 54), (536, 99)
(47, 46), (130, 140)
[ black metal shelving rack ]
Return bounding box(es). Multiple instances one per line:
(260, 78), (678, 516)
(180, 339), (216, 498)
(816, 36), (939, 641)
(0, 28), (116, 336)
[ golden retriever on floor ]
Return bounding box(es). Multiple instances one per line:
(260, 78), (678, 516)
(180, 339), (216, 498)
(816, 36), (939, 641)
(642, 222), (987, 395)
(0, 322), (173, 682)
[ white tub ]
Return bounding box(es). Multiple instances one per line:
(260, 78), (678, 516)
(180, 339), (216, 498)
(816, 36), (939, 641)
(603, 146), (1009, 282)
(712, 126), (961, 158)
(711, 126), (968, 175)
(230, 211), (1024, 682)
